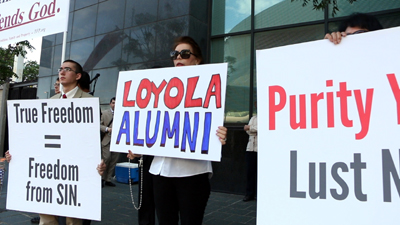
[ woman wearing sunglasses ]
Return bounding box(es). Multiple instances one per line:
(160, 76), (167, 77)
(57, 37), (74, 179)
(150, 36), (227, 225)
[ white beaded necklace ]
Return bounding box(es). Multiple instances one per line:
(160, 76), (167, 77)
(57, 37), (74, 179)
(128, 156), (143, 210)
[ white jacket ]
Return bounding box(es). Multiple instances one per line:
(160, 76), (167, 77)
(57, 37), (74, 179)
(246, 115), (257, 152)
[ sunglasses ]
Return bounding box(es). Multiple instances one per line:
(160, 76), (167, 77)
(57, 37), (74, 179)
(170, 49), (196, 60)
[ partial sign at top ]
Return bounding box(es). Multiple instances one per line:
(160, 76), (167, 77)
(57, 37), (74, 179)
(0, 0), (70, 46)
(111, 64), (227, 162)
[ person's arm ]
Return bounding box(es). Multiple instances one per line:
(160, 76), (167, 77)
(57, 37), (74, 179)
(324, 31), (347, 45)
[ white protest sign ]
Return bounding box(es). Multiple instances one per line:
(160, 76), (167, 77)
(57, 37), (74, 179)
(6, 98), (101, 221)
(0, 0), (69, 46)
(110, 63), (227, 162)
(257, 26), (400, 224)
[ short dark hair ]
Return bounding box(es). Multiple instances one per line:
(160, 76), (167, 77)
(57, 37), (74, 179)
(338, 13), (383, 32)
(56, 77), (59, 81)
(110, 97), (115, 103)
(78, 71), (91, 91)
(173, 36), (203, 64)
(63, 59), (83, 74)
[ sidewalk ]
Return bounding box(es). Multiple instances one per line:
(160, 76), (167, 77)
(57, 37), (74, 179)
(0, 164), (256, 225)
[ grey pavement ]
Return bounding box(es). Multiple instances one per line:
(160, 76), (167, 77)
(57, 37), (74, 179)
(0, 164), (256, 225)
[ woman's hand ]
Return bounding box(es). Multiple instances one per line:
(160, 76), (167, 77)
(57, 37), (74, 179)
(216, 126), (228, 145)
(97, 159), (106, 176)
(127, 150), (141, 160)
(5, 150), (11, 163)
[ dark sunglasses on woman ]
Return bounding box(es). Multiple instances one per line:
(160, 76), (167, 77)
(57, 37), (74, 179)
(170, 49), (196, 60)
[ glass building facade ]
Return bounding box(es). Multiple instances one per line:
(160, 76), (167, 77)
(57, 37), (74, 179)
(37, 0), (400, 193)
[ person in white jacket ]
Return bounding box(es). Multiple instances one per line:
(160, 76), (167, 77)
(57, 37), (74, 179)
(243, 101), (257, 202)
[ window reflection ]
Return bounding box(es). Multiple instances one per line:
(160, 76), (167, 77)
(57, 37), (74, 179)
(158, 0), (189, 20)
(125, 0), (158, 28)
(52, 45), (62, 74)
(67, 12), (73, 42)
(377, 12), (400, 28)
(190, 1), (208, 22)
(65, 43), (71, 61)
(75, 0), (97, 10)
(42, 35), (55, 48)
(72, 5), (97, 41)
(211, 35), (251, 123)
(96, 0), (125, 35)
(37, 77), (52, 99)
(39, 45), (53, 77)
(69, 0), (74, 12)
(155, 18), (189, 60)
(90, 67), (120, 105)
(212, 0), (251, 35)
(80, 32), (125, 72)
(329, 0), (400, 18)
(122, 25), (156, 65)
(254, 24), (323, 50)
(70, 38), (95, 66)
(255, 0), (323, 29)
(93, 33), (123, 70)
(55, 33), (63, 45)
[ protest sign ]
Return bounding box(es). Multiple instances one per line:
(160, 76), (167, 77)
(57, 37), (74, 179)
(0, 0), (70, 46)
(6, 98), (101, 221)
(257, 26), (400, 224)
(110, 63), (227, 162)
